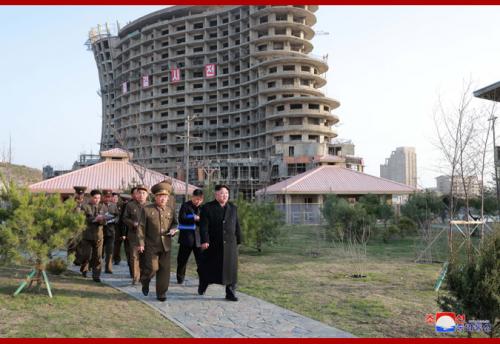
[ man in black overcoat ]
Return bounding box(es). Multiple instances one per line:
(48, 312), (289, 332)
(198, 184), (242, 301)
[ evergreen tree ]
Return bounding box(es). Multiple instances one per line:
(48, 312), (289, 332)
(235, 196), (284, 252)
(0, 174), (85, 267)
(437, 228), (500, 338)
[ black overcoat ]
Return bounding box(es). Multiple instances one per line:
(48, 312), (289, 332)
(199, 200), (241, 285)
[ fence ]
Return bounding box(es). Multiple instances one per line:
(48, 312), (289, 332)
(275, 203), (324, 225)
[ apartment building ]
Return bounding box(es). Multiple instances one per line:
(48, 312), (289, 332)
(88, 6), (340, 197)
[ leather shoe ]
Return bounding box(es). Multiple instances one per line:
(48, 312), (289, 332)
(177, 276), (184, 284)
(142, 285), (149, 296)
(105, 270), (113, 274)
(82, 271), (87, 278)
(225, 294), (238, 302)
(93, 277), (101, 283)
(198, 283), (207, 295)
(157, 296), (167, 302)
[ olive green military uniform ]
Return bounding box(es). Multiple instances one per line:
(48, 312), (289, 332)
(68, 186), (87, 265)
(112, 197), (125, 265)
(80, 202), (106, 279)
(138, 184), (177, 299)
(102, 200), (119, 273)
(122, 199), (147, 283)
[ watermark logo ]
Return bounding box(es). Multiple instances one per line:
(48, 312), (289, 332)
(435, 312), (459, 332)
(425, 312), (491, 334)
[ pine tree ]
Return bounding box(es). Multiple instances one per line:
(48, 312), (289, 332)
(437, 228), (500, 337)
(0, 173), (85, 277)
(235, 196), (284, 252)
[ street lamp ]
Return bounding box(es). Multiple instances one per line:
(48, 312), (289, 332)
(488, 115), (500, 214)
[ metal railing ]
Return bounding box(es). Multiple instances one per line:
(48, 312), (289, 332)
(275, 203), (323, 225)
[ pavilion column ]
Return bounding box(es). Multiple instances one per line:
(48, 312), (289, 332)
(285, 194), (292, 224)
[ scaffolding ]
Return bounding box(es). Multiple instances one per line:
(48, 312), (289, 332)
(84, 22), (120, 50)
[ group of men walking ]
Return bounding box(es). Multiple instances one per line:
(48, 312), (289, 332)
(68, 182), (241, 302)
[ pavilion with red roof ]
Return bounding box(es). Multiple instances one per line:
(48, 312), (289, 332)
(29, 148), (197, 196)
(255, 165), (417, 224)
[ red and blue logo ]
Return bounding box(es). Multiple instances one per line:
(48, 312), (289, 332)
(426, 312), (466, 333)
(435, 312), (457, 332)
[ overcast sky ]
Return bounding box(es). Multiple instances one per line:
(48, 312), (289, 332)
(1, 6), (500, 187)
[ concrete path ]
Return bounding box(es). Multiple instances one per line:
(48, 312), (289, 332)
(68, 262), (353, 338)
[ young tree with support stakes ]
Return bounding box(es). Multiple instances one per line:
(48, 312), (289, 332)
(433, 79), (497, 261)
(0, 174), (85, 297)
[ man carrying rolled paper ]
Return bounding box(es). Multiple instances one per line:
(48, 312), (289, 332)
(176, 189), (204, 284)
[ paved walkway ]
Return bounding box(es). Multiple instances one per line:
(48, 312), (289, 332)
(68, 262), (353, 338)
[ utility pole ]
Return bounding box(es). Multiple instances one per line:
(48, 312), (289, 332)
(185, 115), (190, 201)
(177, 114), (198, 202)
(489, 115), (500, 215)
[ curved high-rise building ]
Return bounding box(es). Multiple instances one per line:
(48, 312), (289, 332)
(88, 5), (340, 197)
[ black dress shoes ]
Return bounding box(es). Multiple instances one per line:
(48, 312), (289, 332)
(93, 277), (101, 283)
(225, 294), (238, 302)
(82, 271), (87, 278)
(142, 284), (149, 296)
(157, 296), (167, 302)
(225, 284), (238, 301)
(198, 283), (208, 295)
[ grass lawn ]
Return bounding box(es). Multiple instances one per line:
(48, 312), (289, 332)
(0, 265), (189, 338)
(178, 224), (484, 338)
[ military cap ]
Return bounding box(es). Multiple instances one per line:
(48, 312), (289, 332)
(120, 193), (132, 200)
(73, 186), (87, 195)
(135, 185), (148, 193)
(151, 181), (172, 196)
(90, 189), (102, 196)
(102, 189), (113, 196)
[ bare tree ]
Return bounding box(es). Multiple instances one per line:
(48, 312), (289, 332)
(111, 114), (149, 186)
(433, 78), (496, 260)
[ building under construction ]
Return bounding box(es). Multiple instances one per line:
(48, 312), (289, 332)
(87, 6), (354, 198)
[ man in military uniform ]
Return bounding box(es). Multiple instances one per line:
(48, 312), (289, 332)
(102, 189), (119, 274)
(122, 185), (149, 284)
(112, 192), (125, 265)
(137, 181), (178, 302)
(80, 189), (106, 282)
(68, 186), (86, 265)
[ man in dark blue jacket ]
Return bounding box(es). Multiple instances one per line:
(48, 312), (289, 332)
(176, 189), (204, 284)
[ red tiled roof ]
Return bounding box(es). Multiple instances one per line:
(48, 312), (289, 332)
(256, 165), (416, 195)
(314, 154), (345, 163)
(100, 148), (131, 159)
(29, 160), (197, 195)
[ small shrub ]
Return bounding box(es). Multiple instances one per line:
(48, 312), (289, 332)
(46, 258), (67, 275)
(398, 216), (417, 237)
(382, 224), (400, 243)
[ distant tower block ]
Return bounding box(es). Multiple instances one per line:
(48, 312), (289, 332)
(380, 147), (417, 187)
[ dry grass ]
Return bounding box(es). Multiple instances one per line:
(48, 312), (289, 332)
(0, 266), (189, 338)
(237, 254), (442, 337)
(177, 224), (479, 338)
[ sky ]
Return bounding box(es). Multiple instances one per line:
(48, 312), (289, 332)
(1, 5), (500, 188)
